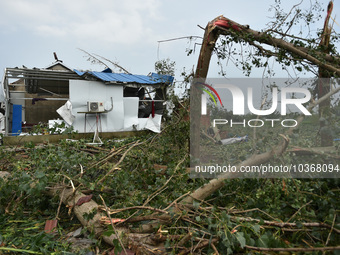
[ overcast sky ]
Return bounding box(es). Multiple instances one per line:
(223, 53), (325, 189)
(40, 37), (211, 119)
(0, 0), (339, 82)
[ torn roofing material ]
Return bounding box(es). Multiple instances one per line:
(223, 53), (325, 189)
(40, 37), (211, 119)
(74, 70), (174, 85)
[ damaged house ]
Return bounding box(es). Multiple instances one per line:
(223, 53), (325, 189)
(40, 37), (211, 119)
(0, 61), (174, 137)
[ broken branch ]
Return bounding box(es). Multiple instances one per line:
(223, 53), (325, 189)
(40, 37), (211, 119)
(99, 195), (128, 255)
(100, 205), (169, 215)
(245, 245), (340, 252)
(97, 140), (141, 185)
(215, 17), (340, 75)
(231, 216), (340, 234)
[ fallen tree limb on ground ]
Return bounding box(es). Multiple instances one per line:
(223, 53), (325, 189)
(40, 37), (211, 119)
(245, 245), (340, 252)
(48, 186), (169, 254)
(181, 134), (290, 204)
(288, 146), (340, 159)
(231, 216), (340, 234)
(96, 140), (141, 185)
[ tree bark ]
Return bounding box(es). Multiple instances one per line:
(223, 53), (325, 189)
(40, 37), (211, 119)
(191, 17), (221, 159)
(49, 188), (118, 246)
(48, 187), (167, 254)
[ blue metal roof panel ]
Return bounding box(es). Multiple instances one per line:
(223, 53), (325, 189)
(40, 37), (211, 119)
(74, 70), (173, 85)
(74, 70), (85, 76)
(149, 73), (174, 84)
(88, 72), (150, 84)
(90, 72), (120, 82)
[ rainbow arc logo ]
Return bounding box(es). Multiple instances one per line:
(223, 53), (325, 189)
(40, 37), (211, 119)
(197, 82), (223, 115)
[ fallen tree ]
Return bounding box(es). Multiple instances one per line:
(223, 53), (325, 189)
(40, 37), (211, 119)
(1, 118), (339, 254)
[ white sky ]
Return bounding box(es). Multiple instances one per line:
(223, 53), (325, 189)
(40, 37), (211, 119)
(0, 0), (339, 82)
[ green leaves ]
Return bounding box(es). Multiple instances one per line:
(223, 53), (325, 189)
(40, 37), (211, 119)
(235, 232), (246, 248)
(102, 225), (114, 237)
(252, 224), (261, 234)
(0, 215), (71, 254)
(155, 58), (176, 76)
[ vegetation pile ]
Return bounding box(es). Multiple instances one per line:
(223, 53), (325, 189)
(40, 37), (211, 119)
(0, 99), (339, 254)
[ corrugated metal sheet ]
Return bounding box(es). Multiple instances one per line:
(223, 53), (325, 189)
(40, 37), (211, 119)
(149, 73), (174, 84)
(74, 70), (173, 85)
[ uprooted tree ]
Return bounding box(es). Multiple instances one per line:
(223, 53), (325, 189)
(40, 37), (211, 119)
(1, 1), (340, 254)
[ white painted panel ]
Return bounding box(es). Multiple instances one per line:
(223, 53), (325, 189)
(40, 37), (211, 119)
(137, 118), (148, 130)
(69, 80), (124, 132)
(123, 97), (139, 130)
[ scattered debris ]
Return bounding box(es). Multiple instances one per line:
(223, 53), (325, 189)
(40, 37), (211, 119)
(0, 171), (10, 179)
(72, 227), (83, 238)
(44, 219), (58, 234)
(100, 217), (125, 225)
(108, 248), (135, 255)
(67, 237), (95, 253)
(76, 194), (93, 206)
(219, 135), (248, 145)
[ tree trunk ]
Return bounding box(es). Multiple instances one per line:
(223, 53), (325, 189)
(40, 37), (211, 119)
(191, 18), (221, 159)
(49, 188), (166, 254)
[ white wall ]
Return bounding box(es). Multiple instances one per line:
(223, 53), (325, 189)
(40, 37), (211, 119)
(70, 80), (125, 132)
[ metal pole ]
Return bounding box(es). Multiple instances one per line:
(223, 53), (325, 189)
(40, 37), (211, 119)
(2, 69), (10, 136)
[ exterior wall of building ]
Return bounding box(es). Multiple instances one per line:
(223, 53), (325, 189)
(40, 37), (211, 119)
(24, 96), (67, 125)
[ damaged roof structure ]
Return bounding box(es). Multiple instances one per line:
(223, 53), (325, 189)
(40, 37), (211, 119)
(0, 61), (174, 137)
